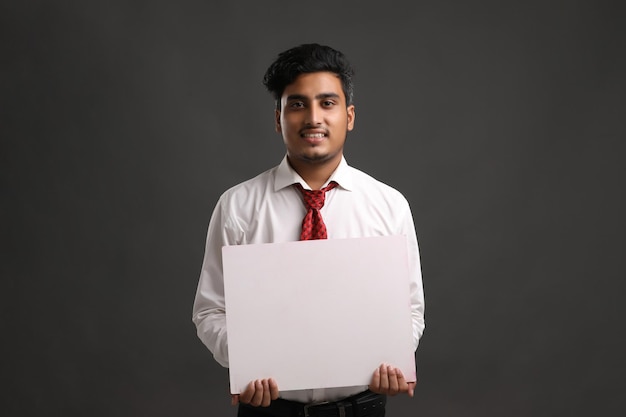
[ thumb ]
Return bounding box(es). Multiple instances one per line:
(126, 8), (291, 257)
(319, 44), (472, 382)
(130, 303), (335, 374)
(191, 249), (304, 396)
(407, 382), (416, 398)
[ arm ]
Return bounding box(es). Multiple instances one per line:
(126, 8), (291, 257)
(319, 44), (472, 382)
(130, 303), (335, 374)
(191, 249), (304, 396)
(370, 200), (424, 397)
(192, 197), (282, 406)
(192, 197), (239, 367)
(403, 200), (425, 349)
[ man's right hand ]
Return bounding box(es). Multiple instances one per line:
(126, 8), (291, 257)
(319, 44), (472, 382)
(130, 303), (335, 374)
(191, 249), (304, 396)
(231, 378), (279, 407)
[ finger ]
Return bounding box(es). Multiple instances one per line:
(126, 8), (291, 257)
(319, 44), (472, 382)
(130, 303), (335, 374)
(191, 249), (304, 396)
(407, 382), (416, 398)
(379, 364), (389, 393)
(269, 378), (280, 400)
(261, 379), (271, 407)
(369, 365), (381, 391)
(231, 394), (239, 406)
(239, 381), (255, 404)
(396, 368), (409, 392)
(388, 366), (399, 395)
(250, 380), (264, 406)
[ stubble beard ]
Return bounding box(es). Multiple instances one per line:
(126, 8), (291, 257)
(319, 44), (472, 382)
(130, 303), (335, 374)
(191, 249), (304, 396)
(296, 130), (349, 166)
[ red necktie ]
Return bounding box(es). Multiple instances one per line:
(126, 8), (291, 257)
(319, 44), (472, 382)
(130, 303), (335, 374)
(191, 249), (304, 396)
(295, 181), (338, 240)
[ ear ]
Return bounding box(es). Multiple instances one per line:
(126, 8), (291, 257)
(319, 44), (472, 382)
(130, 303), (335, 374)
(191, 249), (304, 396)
(274, 109), (282, 133)
(347, 104), (356, 131)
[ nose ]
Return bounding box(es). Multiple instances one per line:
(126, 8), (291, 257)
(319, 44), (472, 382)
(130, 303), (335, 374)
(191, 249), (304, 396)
(305, 103), (322, 125)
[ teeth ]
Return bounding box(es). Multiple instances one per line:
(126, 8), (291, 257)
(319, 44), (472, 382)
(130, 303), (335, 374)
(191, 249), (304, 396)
(303, 133), (325, 138)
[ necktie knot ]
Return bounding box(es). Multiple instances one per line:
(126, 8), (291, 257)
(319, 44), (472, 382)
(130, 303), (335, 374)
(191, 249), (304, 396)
(296, 182), (338, 210)
(302, 189), (325, 210)
(294, 181), (338, 240)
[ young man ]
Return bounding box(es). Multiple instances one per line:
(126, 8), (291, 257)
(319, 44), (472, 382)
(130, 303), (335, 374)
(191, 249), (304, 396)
(192, 43), (425, 417)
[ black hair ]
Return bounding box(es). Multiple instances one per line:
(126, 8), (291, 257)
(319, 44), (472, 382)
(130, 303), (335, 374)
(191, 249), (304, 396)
(262, 43), (355, 109)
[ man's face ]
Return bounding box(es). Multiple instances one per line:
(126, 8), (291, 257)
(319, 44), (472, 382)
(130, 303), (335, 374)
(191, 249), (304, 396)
(276, 71), (355, 169)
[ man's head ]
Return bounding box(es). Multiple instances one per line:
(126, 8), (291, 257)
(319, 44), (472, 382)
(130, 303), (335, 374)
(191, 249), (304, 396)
(263, 44), (356, 180)
(263, 43), (355, 110)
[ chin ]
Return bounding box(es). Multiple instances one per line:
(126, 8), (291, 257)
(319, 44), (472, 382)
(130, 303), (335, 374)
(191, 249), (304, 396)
(301, 152), (336, 164)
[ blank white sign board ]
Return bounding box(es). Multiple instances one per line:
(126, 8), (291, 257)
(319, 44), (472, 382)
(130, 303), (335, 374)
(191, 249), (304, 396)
(222, 235), (415, 394)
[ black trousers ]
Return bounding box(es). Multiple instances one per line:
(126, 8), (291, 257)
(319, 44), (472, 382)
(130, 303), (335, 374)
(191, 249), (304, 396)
(238, 405), (385, 417)
(237, 391), (386, 417)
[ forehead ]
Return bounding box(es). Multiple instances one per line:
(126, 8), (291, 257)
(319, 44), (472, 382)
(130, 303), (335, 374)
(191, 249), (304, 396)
(282, 71), (345, 101)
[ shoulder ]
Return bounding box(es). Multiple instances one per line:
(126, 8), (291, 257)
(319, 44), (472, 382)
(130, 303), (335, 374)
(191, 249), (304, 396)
(347, 164), (409, 204)
(217, 166), (278, 207)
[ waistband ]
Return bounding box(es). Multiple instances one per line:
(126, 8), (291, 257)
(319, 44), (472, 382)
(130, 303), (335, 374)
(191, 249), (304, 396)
(239, 390), (386, 417)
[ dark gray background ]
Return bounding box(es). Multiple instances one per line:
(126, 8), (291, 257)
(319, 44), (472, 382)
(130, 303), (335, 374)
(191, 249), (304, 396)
(2, 1), (625, 416)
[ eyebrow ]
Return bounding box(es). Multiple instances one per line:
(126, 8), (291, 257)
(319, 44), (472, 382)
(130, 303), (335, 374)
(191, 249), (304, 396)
(286, 93), (341, 102)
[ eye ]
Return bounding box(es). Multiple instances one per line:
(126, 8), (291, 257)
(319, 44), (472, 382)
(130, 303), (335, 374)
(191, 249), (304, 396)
(322, 100), (336, 107)
(289, 101), (305, 109)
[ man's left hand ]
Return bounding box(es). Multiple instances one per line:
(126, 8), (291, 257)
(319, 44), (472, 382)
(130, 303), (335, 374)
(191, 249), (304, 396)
(368, 363), (416, 397)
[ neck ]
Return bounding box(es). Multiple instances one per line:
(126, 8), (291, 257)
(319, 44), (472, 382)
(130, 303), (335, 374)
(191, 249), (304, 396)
(287, 155), (342, 190)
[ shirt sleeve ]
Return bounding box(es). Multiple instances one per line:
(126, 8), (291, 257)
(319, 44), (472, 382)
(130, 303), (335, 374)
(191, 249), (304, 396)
(402, 201), (426, 350)
(191, 195), (241, 367)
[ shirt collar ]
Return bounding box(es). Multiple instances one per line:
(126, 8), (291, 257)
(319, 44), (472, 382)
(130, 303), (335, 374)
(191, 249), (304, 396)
(274, 155), (354, 192)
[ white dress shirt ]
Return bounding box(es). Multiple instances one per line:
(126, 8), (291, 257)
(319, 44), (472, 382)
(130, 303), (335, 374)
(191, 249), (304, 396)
(192, 155), (425, 403)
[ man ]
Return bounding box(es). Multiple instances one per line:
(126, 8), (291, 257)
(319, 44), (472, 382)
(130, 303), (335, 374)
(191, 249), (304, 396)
(192, 43), (425, 417)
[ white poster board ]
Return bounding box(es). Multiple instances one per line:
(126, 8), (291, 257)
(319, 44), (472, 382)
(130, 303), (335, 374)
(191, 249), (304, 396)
(222, 235), (415, 393)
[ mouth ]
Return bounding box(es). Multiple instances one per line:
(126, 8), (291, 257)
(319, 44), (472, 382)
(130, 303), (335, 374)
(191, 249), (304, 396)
(300, 130), (328, 144)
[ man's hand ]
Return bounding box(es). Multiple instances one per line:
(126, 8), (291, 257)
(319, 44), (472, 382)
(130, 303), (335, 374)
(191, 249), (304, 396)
(369, 364), (416, 397)
(231, 378), (279, 407)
